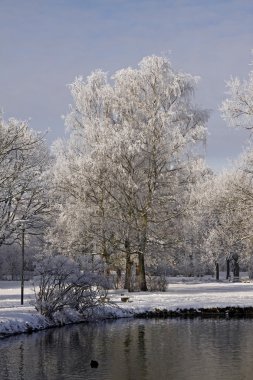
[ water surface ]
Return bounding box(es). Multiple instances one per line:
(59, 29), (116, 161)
(0, 318), (253, 379)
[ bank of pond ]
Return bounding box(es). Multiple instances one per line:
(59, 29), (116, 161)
(2, 305), (253, 340)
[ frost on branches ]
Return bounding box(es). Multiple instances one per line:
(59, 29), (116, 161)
(191, 145), (253, 279)
(50, 56), (208, 291)
(221, 55), (253, 130)
(0, 115), (50, 247)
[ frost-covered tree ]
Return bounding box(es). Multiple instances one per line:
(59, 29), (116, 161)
(217, 54), (253, 276)
(193, 149), (253, 279)
(50, 56), (208, 290)
(220, 54), (253, 130)
(197, 174), (243, 276)
(177, 159), (214, 276)
(0, 115), (50, 247)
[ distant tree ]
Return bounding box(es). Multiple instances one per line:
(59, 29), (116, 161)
(177, 159), (214, 276)
(193, 151), (253, 278)
(218, 54), (253, 275)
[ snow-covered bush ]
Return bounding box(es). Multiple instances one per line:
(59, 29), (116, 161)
(33, 255), (108, 318)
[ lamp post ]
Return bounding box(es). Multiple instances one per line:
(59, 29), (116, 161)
(15, 220), (29, 305)
(21, 222), (25, 305)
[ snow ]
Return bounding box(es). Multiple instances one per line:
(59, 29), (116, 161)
(1, 279), (253, 337)
(109, 282), (253, 314)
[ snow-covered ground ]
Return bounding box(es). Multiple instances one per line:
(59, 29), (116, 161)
(1, 279), (253, 337)
(110, 281), (253, 313)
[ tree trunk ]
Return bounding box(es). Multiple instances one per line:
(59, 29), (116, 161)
(226, 259), (230, 280)
(138, 251), (147, 291)
(124, 250), (132, 291)
(101, 246), (111, 277)
(124, 238), (133, 291)
(137, 215), (148, 291)
(215, 262), (219, 281)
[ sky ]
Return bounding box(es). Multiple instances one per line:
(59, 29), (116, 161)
(0, 0), (252, 171)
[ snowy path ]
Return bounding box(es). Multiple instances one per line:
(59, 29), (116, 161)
(1, 280), (253, 337)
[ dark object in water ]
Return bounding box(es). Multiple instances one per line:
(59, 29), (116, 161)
(90, 360), (99, 368)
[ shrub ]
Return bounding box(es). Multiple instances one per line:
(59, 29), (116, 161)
(33, 255), (108, 318)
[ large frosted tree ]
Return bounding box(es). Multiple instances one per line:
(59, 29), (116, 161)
(51, 56), (208, 290)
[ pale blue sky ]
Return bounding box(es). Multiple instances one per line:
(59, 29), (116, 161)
(0, 0), (253, 170)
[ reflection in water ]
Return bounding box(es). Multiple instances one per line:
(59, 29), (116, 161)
(1, 318), (253, 379)
(18, 342), (24, 380)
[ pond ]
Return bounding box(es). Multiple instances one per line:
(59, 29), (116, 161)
(0, 318), (253, 379)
